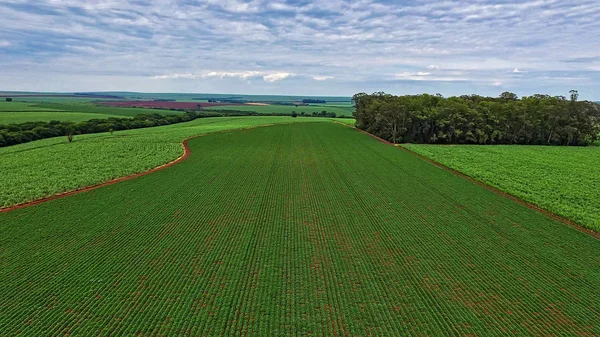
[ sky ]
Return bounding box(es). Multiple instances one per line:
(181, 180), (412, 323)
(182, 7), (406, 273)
(0, 0), (599, 99)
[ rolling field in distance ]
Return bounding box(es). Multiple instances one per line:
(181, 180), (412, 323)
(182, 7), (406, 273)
(0, 102), (64, 112)
(204, 104), (354, 116)
(1, 123), (598, 335)
(0, 101), (183, 124)
(402, 144), (600, 231)
(33, 102), (183, 118)
(0, 111), (127, 124)
(0, 116), (336, 208)
(4, 92), (354, 105)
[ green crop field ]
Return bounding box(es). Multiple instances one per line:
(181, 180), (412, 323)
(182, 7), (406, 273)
(402, 144), (600, 232)
(0, 102), (64, 112)
(0, 116), (334, 208)
(1, 123), (598, 335)
(34, 102), (183, 118)
(0, 111), (128, 124)
(0, 101), (184, 124)
(205, 104), (354, 116)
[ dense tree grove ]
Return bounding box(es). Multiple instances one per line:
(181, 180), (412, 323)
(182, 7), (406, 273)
(353, 91), (600, 146)
(0, 111), (220, 147)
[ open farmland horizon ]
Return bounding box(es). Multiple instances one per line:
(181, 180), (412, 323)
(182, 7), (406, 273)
(0, 91), (354, 104)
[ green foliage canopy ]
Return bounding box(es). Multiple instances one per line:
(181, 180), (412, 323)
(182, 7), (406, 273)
(353, 91), (600, 146)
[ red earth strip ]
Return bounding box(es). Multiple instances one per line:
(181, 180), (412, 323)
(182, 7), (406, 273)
(0, 124), (278, 214)
(339, 122), (600, 240)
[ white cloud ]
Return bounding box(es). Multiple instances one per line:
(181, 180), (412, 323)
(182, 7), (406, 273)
(0, 40), (10, 47)
(263, 73), (292, 82)
(152, 73), (198, 79)
(152, 71), (294, 82)
(513, 68), (527, 73)
(427, 65), (439, 70)
(416, 72), (431, 76)
(312, 75), (334, 81)
(204, 71), (264, 80)
(395, 72), (466, 82)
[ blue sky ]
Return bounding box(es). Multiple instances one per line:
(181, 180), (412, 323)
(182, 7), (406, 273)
(0, 0), (599, 99)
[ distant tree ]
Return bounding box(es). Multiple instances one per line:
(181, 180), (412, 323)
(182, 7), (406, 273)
(291, 111), (298, 118)
(5, 97), (12, 102)
(500, 92), (518, 101)
(570, 89), (579, 102)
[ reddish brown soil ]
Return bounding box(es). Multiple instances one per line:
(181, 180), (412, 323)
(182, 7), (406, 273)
(101, 101), (242, 109)
(338, 122), (600, 240)
(0, 94), (120, 99)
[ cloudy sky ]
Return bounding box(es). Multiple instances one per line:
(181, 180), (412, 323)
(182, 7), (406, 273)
(0, 0), (599, 99)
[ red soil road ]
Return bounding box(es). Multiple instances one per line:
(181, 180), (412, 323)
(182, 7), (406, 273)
(101, 101), (243, 109)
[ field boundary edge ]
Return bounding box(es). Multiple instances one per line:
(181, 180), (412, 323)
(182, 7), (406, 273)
(335, 121), (600, 240)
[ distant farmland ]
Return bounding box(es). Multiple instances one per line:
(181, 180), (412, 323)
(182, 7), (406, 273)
(1, 123), (598, 335)
(204, 104), (355, 116)
(100, 100), (356, 116)
(0, 101), (184, 124)
(101, 101), (239, 109)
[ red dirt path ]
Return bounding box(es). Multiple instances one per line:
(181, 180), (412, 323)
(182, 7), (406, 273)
(101, 101), (242, 109)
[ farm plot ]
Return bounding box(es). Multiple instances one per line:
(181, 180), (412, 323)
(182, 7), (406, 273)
(1, 123), (598, 336)
(402, 144), (600, 232)
(0, 101), (164, 124)
(204, 104), (355, 116)
(0, 101), (64, 112)
(101, 101), (238, 110)
(0, 111), (125, 124)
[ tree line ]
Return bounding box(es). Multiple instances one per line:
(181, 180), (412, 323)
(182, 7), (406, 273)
(0, 111), (220, 147)
(353, 91), (600, 146)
